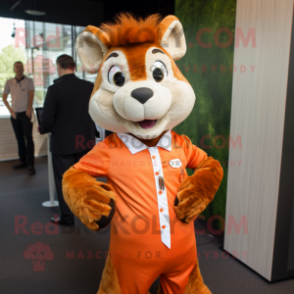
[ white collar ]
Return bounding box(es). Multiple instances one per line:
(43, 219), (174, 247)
(117, 130), (172, 155)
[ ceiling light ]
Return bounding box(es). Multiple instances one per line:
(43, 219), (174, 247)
(25, 10), (46, 16)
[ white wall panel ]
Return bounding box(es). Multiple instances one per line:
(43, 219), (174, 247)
(224, 0), (294, 281)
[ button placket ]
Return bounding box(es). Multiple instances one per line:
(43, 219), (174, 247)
(148, 146), (171, 249)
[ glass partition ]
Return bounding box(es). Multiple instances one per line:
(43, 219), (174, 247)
(0, 17), (93, 118)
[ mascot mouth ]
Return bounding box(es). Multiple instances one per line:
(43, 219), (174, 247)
(138, 119), (157, 129)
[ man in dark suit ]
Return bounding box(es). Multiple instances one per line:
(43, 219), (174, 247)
(40, 54), (95, 225)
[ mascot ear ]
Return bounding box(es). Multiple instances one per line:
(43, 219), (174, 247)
(75, 26), (110, 73)
(158, 16), (186, 60)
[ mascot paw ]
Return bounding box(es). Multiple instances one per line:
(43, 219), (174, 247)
(174, 157), (223, 223)
(62, 167), (116, 231)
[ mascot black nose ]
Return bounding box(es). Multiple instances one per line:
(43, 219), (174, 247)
(131, 87), (154, 104)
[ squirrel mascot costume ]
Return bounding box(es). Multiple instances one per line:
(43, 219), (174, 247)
(62, 13), (223, 294)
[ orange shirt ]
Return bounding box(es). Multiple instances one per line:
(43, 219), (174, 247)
(74, 130), (207, 265)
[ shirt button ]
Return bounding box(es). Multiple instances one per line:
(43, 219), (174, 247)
(158, 191), (163, 195)
(160, 208), (164, 212)
(162, 225), (166, 229)
(152, 155), (156, 159)
(155, 172), (159, 176)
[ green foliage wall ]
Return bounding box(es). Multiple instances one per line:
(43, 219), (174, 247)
(174, 0), (237, 219)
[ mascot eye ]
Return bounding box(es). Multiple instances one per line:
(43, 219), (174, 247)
(108, 65), (125, 86)
(151, 61), (168, 82)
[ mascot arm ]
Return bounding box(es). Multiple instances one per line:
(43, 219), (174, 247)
(174, 136), (223, 223)
(62, 145), (116, 231)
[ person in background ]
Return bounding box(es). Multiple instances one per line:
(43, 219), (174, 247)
(2, 61), (35, 175)
(39, 54), (95, 226)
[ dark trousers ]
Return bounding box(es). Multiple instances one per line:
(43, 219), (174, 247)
(10, 112), (35, 166)
(52, 150), (90, 222)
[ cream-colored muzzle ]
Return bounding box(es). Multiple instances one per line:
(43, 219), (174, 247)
(112, 80), (172, 122)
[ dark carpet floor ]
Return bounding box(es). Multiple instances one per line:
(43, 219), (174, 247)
(0, 157), (293, 293)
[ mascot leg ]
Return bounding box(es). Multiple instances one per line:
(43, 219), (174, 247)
(183, 258), (212, 294)
(97, 256), (121, 294)
(97, 255), (157, 294)
(157, 258), (211, 294)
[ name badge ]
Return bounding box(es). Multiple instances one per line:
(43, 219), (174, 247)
(169, 159), (182, 168)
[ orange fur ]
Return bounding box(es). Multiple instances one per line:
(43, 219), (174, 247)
(91, 41), (189, 95)
(62, 167), (116, 231)
(87, 13), (189, 96)
(183, 258), (212, 294)
(91, 42), (152, 97)
(100, 13), (162, 48)
(120, 43), (152, 81)
(86, 13), (180, 50)
(175, 157), (224, 223)
(97, 257), (121, 294)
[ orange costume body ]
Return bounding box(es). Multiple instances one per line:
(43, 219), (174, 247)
(62, 13), (223, 294)
(74, 131), (207, 293)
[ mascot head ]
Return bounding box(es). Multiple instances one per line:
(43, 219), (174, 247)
(76, 13), (195, 139)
